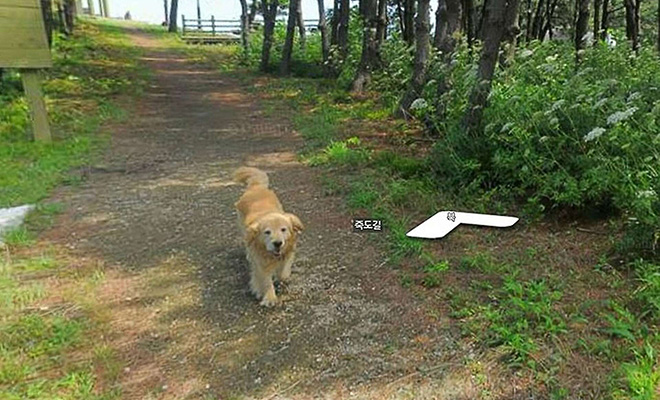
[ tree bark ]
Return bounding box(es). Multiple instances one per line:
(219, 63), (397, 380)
(168, 0), (178, 32)
(531, 0), (545, 40)
(463, 0), (475, 50)
(331, 0), (340, 45)
(657, 0), (660, 52)
(403, 0), (416, 44)
(376, 0), (388, 43)
(624, 0), (639, 50)
(593, 0), (601, 43)
(163, 0), (169, 24)
(476, 0), (489, 39)
(261, 0), (279, 72)
(500, 0), (520, 67)
(600, 0), (609, 39)
(575, 0), (590, 54)
(462, 0), (509, 135)
(239, 0), (250, 52)
(317, 0), (331, 63)
(352, 0), (381, 93)
(280, 0), (300, 74)
(338, 0), (350, 57)
(434, 0), (461, 53)
(539, 0), (557, 39)
(398, 0), (431, 116)
(64, 0), (75, 32)
(524, 0), (532, 42)
(296, 0), (306, 49)
(249, 0), (258, 26)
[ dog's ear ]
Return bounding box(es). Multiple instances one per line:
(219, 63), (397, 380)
(246, 222), (260, 243)
(286, 213), (304, 234)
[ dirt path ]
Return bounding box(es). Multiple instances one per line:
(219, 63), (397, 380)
(45, 30), (481, 399)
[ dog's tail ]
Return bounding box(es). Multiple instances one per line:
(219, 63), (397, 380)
(233, 167), (269, 188)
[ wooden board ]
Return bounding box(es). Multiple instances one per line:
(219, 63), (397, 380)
(21, 70), (51, 142)
(0, 0), (52, 68)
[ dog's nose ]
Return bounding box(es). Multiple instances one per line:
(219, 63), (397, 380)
(273, 240), (282, 248)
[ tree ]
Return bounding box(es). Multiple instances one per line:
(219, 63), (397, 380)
(600, 0), (610, 39)
(376, 0), (388, 44)
(462, 0), (510, 136)
(398, 0), (431, 116)
(593, 0), (601, 43)
(337, 0), (350, 57)
(317, 0), (331, 64)
(624, 0), (640, 50)
(575, 0), (590, 54)
(352, 0), (381, 93)
(163, 0), (169, 24)
(434, 0), (461, 52)
(500, 0), (521, 66)
(261, 0), (280, 72)
(280, 0), (302, 74)
(296, 2), (306, 49)
(462, 0), (475, 50)
(403, 0), (416, 44)
(168, 0), (178, 32)
(249, 0), (258, 26)
(239, 0), (250, 52)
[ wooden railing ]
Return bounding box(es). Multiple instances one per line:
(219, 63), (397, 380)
(180, 16), (321, 43)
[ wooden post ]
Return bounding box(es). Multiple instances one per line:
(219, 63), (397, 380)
(88, 0), (95, 15)
(21, 70), (51, 142)
(211, 15), (215, 35)
(181, 14), (186, 35)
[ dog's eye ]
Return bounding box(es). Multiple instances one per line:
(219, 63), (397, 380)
(264, 230), (271, 235)
(281, 227), (287, 232)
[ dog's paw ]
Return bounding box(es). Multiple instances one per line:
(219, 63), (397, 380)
(259, 294), (279, 307)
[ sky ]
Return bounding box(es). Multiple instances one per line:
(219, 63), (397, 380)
(86, 0), (322, 24)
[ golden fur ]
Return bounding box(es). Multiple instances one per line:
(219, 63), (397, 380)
(233, 167), (304, 306)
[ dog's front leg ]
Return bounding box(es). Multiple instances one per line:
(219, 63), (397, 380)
(250, 263), (278, 306)
(276, 252), (295, 282)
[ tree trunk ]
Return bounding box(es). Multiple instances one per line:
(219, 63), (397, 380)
(331, 0), (340, 44)
(248, 0), (258, 26)
(280, 0), (300, 74)
(462, 0), (509, 136)
(403, 0), (416, 44)
(398, 0), (431, 116)
(260, 0), (279, 72)
(657, 0), (660, 52)
(163, 0), (169, 24)
(539, 0), (557, 39)
(317, 0), (331, 63)
(57, 1), (70, 34)
(239, 0), (250, 52)
(168, 0), (178, 32)
(41, 0), (53, 47)
(476, 0), (489, 39)
(338, 0), (350, 57)
(624, 0), (638, 50)
(64, 0), (75, 32)
(434, 0), (461, 53)
(531, 0), (545, 40)
(500, 0), (520, 67)
(593, 0), (601, 43)
(351, 0), (381, 93)
(463, 0), (475, 50)
(600, 0), (609, 39)
(575, 0), (589, 54)
(376, 0), (388, 44)
(524, 0), (532, 42)
(296, 0), (306, 49)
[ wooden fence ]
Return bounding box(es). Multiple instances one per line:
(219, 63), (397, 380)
(181, 16), (321, 44)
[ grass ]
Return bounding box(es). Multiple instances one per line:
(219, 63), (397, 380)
(0, 19), (148, 208)
(202, 63), (660, 397)
(0, 18), (151, 400)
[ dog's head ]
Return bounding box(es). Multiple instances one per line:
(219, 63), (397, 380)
(247, 212), (304, 256)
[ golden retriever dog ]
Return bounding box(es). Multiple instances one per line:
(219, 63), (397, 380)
(233, 167), (304, 306)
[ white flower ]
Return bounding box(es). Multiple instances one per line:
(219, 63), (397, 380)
(627, 92), (641, 102)
(593, 98), (608, 109)
(410, 98), (428, 110)
(551, 99), (566, 111)
(637, 190), (657, 199)
(584, 127), (606, 142)
(545, 54), (558, 62)
(550, 117), (559, 125)
(607, 107), (638, 125)
(500, 122), (514, 133)
(520, 49), (534, 58)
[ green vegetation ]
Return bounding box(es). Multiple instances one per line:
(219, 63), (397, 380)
(0, 20), (148, 207)
(0, 19), (147, 399)
(186, 19), (660, 395)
